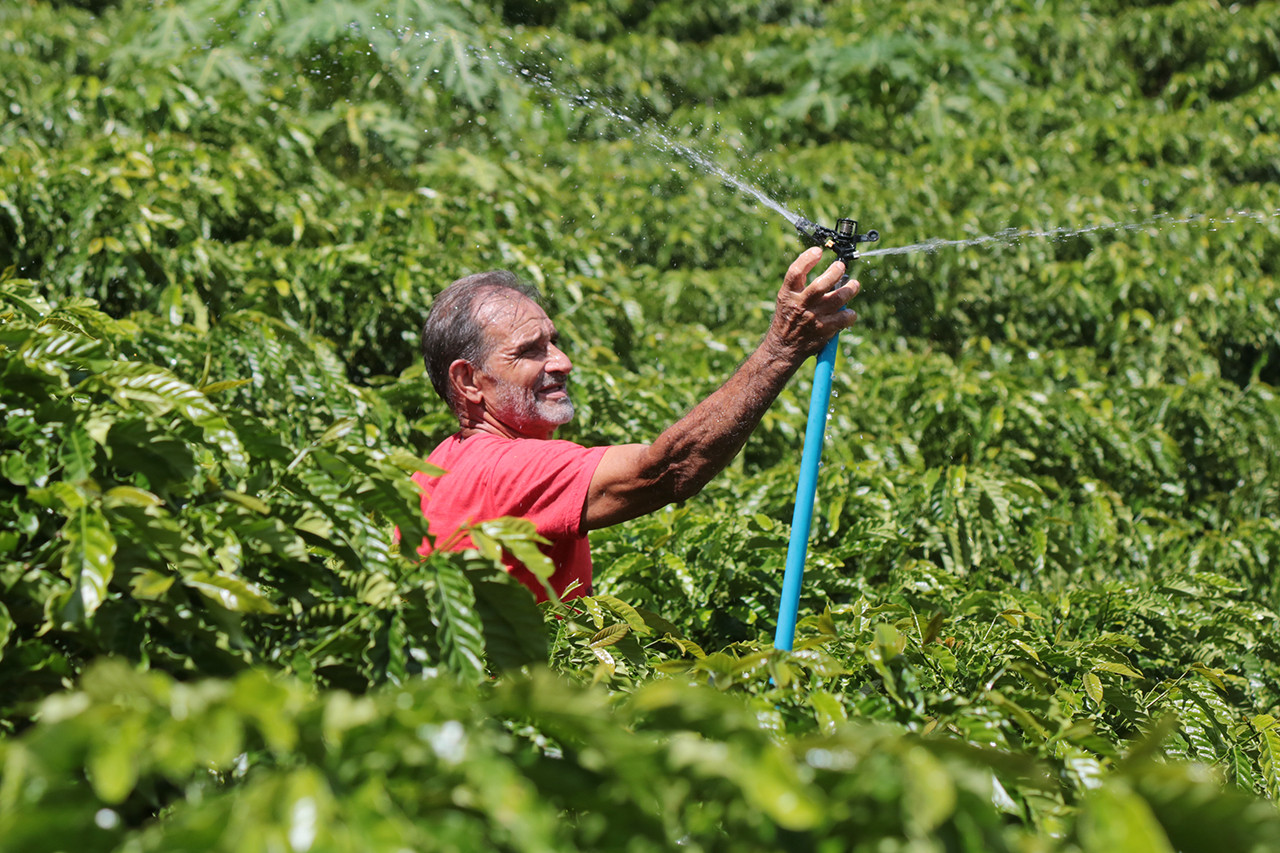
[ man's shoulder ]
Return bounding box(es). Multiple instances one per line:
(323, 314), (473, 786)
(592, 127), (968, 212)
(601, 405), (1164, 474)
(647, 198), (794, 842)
(428, 431), (546, 458)
(427, 431), (603, 470)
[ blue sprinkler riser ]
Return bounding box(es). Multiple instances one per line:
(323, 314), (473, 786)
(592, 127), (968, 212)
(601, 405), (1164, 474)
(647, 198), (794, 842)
(773, 331), (840, 651)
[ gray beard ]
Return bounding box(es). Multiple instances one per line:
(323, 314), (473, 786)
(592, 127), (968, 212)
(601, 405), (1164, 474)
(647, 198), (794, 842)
(490, 379), (574, 433)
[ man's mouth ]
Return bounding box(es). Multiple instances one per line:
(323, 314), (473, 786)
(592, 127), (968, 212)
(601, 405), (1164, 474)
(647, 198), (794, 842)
(538, 381), (568, 398)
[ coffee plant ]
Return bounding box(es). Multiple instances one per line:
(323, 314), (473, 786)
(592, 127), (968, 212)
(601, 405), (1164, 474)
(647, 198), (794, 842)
(2, 0), (1279, 849)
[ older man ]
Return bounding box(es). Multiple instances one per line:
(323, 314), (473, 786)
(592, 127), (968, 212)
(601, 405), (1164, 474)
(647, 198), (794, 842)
(414, 248), (859, 601)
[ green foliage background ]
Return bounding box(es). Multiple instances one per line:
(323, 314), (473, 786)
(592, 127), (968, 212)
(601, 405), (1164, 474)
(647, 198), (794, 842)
(2, 0), (1279, 850)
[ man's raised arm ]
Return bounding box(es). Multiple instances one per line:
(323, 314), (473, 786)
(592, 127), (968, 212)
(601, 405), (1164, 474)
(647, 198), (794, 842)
(582, 246), (860, 530)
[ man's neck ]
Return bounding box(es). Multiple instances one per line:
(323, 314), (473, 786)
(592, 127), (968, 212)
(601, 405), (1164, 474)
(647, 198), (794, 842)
(458, 418), (556, 442)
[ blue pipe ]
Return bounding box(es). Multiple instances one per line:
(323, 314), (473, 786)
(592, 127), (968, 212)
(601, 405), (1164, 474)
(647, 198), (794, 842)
(774, 330), (840, 651)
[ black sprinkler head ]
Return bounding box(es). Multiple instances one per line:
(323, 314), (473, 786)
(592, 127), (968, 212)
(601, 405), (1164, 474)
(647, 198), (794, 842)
(795, 216), (879, 266)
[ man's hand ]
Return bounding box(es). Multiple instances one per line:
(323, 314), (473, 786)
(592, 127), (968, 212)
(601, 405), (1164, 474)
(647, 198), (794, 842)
(764, 246), (861, 363)
(581, 248), (861, 531)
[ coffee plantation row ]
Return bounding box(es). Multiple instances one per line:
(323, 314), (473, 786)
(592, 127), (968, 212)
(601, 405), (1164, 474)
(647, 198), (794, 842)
(2, 0), (1279, 850)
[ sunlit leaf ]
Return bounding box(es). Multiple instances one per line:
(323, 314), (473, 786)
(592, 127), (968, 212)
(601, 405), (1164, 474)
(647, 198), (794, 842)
(1078, 783), (1176, 853)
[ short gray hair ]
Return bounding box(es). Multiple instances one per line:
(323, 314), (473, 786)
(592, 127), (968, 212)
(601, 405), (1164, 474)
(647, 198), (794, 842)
(421, 270), (543, 411)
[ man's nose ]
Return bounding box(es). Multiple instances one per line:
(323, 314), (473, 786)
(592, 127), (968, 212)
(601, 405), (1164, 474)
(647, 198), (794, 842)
(547, 343), (572, 374)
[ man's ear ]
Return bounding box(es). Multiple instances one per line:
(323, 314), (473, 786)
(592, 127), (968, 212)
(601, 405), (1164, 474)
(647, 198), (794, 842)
(448, 358), (484, 405)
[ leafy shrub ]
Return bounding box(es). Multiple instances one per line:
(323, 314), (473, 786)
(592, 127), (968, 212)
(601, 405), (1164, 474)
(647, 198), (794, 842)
(3, 0), (1280, 846)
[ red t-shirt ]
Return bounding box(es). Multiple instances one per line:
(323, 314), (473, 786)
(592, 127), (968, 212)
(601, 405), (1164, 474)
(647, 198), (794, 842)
(414, 432), (609, 602)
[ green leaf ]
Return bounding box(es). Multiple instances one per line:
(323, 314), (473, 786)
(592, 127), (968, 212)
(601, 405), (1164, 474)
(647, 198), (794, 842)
(130, 569), (176, 600)
(473, 579), (548, 671)
(1084, 672), (1104, 705)
(87, 716), (143, 804)
(88, 363), (248, 476)
(58, 424), (95, 482)
(61, 506), (117, 619)
(738, 748), (824, 831)
(219, 489), (270, 515)
(317, 416), (358, 445)
(430, 560), (486, 682)
(183, 571), (279, 614)
(1078, 783), (1176, 853)
(920, 610), (946, 646)
(1189, 663), (1229, 693)
(588, 624), (628, 649)
(923, 643), (958, 676)
(808, 689), (847, 734)
(0, 600), (13, 661)
(199, 378), (253, 395)
(103, 485), (164, 508)
(1094, 660), (1143, 679)
(788, 648), (849, 678)
(1253, 715), (1280, 801)
(871, 623), (906, 661)
(903, 746), (957, 835)
(470, 517), (555, 581)
(591, 594), (653, 636)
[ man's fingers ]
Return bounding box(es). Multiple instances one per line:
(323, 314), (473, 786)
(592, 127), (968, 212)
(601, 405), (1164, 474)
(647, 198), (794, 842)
(833, 306), (859, 329)
(810, 259), (847, 294)
(821, 278), (860, 308)
(804, 269), (859, 314)
(783, 246), (825, 291)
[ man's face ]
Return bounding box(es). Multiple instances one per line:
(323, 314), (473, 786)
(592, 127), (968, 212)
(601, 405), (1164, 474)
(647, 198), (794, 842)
(472, 292), (575, 439)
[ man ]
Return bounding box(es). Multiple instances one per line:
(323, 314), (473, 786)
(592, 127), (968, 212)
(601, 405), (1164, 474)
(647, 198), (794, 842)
(415, 247), (859, 601)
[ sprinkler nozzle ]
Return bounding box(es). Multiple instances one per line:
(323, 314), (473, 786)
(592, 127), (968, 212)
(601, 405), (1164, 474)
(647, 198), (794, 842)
(795, 216), (879, 266)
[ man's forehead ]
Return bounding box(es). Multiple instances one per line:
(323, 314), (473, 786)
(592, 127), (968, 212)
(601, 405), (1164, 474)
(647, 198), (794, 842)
(474, 290), (552, 339)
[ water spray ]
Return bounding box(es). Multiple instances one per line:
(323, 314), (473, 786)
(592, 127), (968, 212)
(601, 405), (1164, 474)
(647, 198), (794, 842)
(774, 215), (879, 653)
